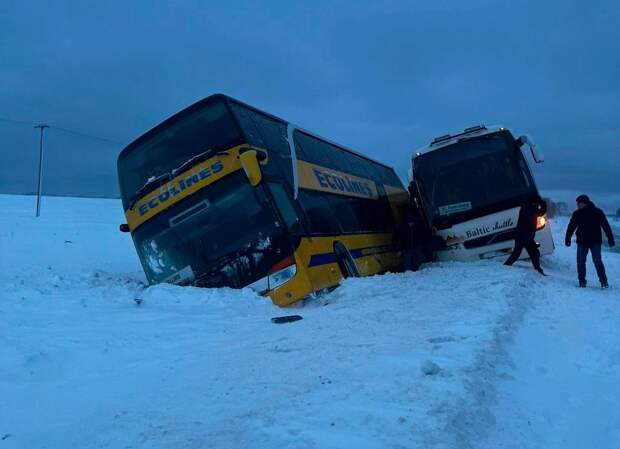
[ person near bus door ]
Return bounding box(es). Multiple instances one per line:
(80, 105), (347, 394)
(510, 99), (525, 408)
(404, 182), (441, 271)
(565, 194), (615, 288)
(504, 195), (547, 275)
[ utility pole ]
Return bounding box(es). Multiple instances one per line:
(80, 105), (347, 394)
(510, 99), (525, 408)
(34, 124), (49, 217)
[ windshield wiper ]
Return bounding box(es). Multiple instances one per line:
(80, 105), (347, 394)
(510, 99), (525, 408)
(128, 172), (172, 210)
(172, 148), (230, 176)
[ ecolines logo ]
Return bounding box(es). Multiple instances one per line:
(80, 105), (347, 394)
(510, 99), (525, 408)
(297, 160), (379, 200)
(312, 168), (374, 198)
(137, 161), (224, 216)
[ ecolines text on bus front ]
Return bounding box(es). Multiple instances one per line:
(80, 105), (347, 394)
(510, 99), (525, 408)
(138, 161), (224, 216)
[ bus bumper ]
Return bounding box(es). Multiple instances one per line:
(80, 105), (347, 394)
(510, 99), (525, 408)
(434, 222), (555, 262)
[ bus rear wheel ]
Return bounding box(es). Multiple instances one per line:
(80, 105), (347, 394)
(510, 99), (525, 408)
(334, 242), (360, 278)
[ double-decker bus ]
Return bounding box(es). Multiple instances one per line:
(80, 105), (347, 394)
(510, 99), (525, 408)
(117, 94), (409, 306)
(409, 125), (554, 262)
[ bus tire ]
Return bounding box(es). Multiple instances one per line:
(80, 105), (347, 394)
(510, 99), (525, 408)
(334, 242), (360, 278)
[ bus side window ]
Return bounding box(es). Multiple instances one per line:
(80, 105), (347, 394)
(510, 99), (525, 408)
(230, 102), (294, 187)
(268, 183), (301, 232)
(292, 131), (310, 161)
(326, 195), (360, 233)
(251, 113), (289, 156)
(297, 190), (342, 235)
(347, 196), (389, 233)
(294, 131), (336, 168)
(229, 102), (266, 147)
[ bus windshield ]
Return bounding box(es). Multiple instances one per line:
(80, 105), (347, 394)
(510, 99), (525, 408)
(118, 99), (242, 208)
(414, 131), (536, 225)
(132, 171), (289, 288)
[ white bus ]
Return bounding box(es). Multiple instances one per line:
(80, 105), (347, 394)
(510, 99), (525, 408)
(409, 125), (554, 262)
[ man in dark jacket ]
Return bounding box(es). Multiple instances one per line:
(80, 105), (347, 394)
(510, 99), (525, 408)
(504, 195), (547, 275)
(565, 194), (615, 288)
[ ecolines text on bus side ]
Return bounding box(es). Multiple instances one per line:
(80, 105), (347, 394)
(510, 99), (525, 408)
(312, 167), (374, 198)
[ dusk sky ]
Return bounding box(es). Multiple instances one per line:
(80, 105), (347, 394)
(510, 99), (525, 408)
(1, 0), (619, 199)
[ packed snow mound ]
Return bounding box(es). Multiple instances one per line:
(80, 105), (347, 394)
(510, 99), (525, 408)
(1, 195), (618, 449)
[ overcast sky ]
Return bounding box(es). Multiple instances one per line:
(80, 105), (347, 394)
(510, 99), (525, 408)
(1, 0), (619, 200)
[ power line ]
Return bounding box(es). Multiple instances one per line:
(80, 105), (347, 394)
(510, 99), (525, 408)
(0, 117), (36, 127)
(52, 125), (125, 145)
(0, 117), (126, 146)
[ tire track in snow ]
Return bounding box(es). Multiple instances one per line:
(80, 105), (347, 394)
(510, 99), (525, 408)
(477, 244), (620, 449)
(435, 266), (545, 449)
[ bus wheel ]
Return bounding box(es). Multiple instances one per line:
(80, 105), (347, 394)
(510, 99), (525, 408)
(334, 242), (360, 278)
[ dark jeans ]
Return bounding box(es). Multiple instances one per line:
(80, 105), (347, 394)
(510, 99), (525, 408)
(577, 243), (607, 284)
(504, 239), (541, 270)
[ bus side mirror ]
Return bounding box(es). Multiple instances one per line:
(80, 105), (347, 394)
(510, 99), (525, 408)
(518, 135), (544, 163)
(239, 150), (263, 186)
(119, 223), (130, 233)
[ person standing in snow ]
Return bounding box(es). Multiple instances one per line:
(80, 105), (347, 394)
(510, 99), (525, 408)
(565, 194), (615, 288)
(395, 205), (415, 271)
(504, 195), (547, 275)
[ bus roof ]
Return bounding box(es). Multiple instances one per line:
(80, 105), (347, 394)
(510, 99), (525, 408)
(412, 124), (508, 160)
(119, 93), (397, 172)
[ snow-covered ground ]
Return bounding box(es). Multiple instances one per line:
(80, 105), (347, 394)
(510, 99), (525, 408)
(1, 195), (618, 449)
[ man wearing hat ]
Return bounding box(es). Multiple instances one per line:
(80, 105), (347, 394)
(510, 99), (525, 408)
(565, 194), (615, 288)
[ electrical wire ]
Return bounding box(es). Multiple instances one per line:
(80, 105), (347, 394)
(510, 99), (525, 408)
(0, 117), (126, 146)
(51, 126), (125, 145)
(0, 117), (36, 126)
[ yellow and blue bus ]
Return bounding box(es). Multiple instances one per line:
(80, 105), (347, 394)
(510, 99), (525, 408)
(117, 94), (409, 306)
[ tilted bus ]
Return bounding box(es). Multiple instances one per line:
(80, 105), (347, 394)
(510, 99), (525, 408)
(409, 125), (554, 262)
(117, 94), (409, 306)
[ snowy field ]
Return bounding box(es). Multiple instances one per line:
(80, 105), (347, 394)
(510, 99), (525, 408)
(1, 194), (619, 449)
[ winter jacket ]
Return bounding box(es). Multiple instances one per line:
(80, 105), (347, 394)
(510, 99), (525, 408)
(565, 202), (615, 246)
(515, 196), (547, 242)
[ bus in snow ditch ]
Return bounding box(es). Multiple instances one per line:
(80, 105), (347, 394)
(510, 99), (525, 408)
(409, 125), (554, 263)
(117, 94), (409, 306)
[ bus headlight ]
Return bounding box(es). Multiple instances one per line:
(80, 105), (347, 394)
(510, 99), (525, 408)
(247, 276), (269, 294)
(536, 215), (547, 230)
(269, 264), (297, 289)
(246, 256), (297, 294)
